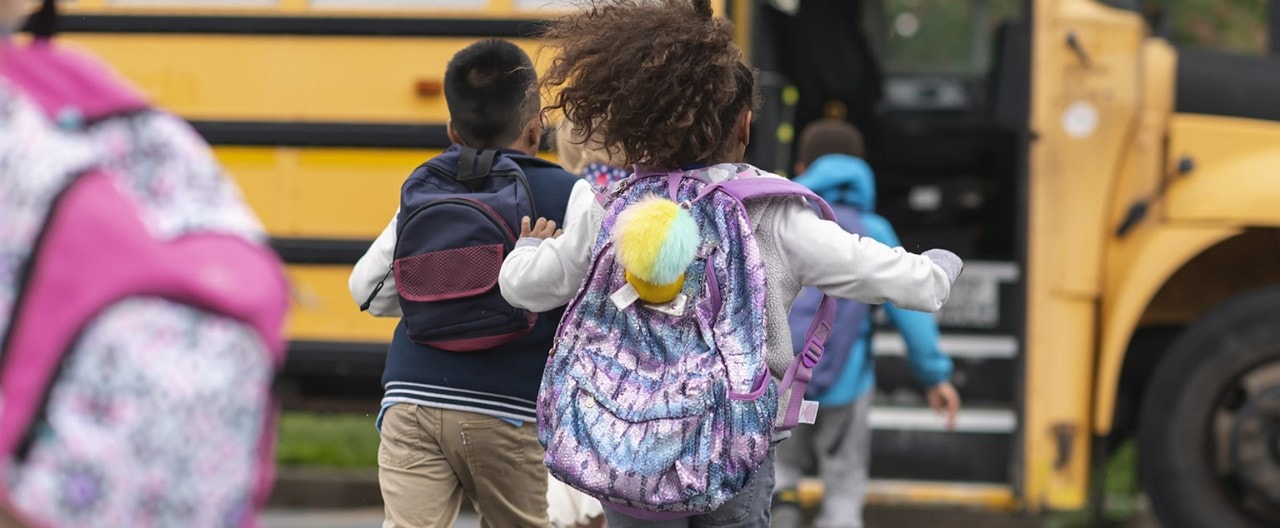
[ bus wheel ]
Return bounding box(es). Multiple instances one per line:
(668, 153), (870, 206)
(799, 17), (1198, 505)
(1139, 286), (1280, 528)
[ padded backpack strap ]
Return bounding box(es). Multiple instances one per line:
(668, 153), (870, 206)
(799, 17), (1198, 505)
(717, 177), (839, 431)
(455, 146), (499, 192)
(717, 176), (837, 220)
(0, 39), (149, 124)
(0, 171), (290, 458)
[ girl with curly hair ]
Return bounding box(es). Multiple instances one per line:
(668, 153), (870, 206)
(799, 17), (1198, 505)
(500, 0), (963, 525)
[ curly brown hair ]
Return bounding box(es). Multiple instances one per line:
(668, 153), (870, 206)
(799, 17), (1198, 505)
(541, 0), (757, 169)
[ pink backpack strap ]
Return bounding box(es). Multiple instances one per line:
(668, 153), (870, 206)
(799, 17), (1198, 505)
(0, 40), (148, 124)
(717, 177), (839, 432)
(0, 171), (290, 458)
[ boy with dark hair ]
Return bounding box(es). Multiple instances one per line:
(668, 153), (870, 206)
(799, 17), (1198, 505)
(349, 39), (582, 528)
(772, 119), (962, 528)
(442, 39), (541, 148)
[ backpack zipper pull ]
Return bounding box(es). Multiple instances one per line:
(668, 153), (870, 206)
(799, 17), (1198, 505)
(360, 264), (394, 312)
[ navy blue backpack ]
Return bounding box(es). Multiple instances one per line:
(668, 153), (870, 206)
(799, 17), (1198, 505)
(788, 204), (871, 396)
(390, 145), (537, 351)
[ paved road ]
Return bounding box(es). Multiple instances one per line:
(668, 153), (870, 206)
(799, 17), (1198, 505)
(263, 508), (478, 528)
(262, 508), (1028, 528)
(262, 508), (1159, 528)
(260, 507), (1130, 528)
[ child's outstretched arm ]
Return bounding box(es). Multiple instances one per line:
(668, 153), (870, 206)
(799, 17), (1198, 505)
(499, 179), (602, 312)
(861, 211), (961, 428)
(772, 199), (962, 312)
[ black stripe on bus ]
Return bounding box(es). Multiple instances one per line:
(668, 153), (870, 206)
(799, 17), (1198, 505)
(193, 120), (556, 151)
(876, 356), (1016, 406)
(1176, 48), (1280, 123)
(34, 14), (548, 38)
(270, 237), (374, 265)
(870, 430), (1013, 483)
(278, 341), (388, 407)
(284, 340), (388, 376)
(193, 121), (452, 149)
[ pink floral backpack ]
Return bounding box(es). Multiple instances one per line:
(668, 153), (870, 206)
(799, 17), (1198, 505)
(0, 12), (290, 528)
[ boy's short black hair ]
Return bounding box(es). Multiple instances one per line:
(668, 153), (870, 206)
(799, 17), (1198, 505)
(796, 119), (865, 167)
(444, 39), (539, 148)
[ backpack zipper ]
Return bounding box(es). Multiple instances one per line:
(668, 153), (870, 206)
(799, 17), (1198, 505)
(359, 264), (394, 312)
(424, 164), (538, 222)
(401, 197), (518, 245)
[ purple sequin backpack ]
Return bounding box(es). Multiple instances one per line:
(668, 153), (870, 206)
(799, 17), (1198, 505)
(539, 164), (839, 518)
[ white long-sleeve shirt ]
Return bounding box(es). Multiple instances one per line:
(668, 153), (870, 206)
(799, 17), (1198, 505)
(348, 212), (401, 317)
(499, 168), (959, 378)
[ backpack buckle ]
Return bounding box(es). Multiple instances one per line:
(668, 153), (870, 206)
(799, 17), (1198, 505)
(801, 339), (824, 368)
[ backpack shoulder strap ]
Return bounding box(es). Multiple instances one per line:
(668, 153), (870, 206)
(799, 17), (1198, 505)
(0, 40), (148, 124)
(716, 176), (840, 431)
(717, 176), (837, 220)
(456, 146), (498, 188)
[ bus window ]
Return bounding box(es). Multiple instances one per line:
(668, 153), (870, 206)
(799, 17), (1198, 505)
(862, 0), (1022, 113)
(869, 0), (1022, 75)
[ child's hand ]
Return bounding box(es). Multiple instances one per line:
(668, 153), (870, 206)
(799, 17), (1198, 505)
(521, 216), (563, 240)
(927, 382), (961, 431)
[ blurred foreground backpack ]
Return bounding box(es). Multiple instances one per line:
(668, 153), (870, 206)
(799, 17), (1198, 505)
(538, 164), (838, 518)
(0, 6), (290, 527)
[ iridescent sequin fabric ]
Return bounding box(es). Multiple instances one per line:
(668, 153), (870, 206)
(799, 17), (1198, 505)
(539, 165), (777, 515)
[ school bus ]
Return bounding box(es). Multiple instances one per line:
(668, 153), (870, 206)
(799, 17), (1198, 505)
(43, 0), (1280, 526)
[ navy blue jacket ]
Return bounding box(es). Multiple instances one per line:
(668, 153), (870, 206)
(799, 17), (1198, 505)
(381, 148), (579, 422)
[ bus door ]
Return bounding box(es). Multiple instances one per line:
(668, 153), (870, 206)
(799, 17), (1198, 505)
(750, 0), (1030, 507)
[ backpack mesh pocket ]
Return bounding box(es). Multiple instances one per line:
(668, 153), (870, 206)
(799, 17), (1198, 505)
(394, 244), (504, 302)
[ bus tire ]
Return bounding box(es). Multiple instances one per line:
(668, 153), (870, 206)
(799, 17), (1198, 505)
(1139, 286), (1280, 528)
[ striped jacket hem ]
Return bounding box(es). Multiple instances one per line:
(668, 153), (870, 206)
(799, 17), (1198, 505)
(381, 381), (537, 423)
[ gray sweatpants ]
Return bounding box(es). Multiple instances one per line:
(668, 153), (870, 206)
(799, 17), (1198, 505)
(772, 395), (872, 528)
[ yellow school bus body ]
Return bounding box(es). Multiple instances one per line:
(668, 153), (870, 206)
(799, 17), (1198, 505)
(1021, 0), (1280, 516)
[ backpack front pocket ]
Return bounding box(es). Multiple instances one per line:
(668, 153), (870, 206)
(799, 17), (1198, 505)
(568, 348), (715, 422)
(394, 244), (503, 302)
(555, 386), (713, 501)
(394, 196), (533, 351)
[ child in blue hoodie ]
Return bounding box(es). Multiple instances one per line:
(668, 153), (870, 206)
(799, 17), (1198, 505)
(771, 119), (962, 528)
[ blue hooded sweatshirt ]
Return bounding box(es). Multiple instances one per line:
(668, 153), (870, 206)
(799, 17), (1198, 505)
(792, 154), (953, 406)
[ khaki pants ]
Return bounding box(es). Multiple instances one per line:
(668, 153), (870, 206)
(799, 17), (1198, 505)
(378, 404), (550, 528)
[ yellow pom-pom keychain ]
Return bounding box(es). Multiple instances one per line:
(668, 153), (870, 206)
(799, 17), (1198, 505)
(612, 196), (700, 304)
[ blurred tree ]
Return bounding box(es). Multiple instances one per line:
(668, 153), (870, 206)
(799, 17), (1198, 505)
(1110, 0), (1266, 54)
(1166, 0), (1266, 54)
(868, 0), (1267, 76)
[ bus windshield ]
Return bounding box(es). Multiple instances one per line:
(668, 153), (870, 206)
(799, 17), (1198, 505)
(867, 0), (1022, 75)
